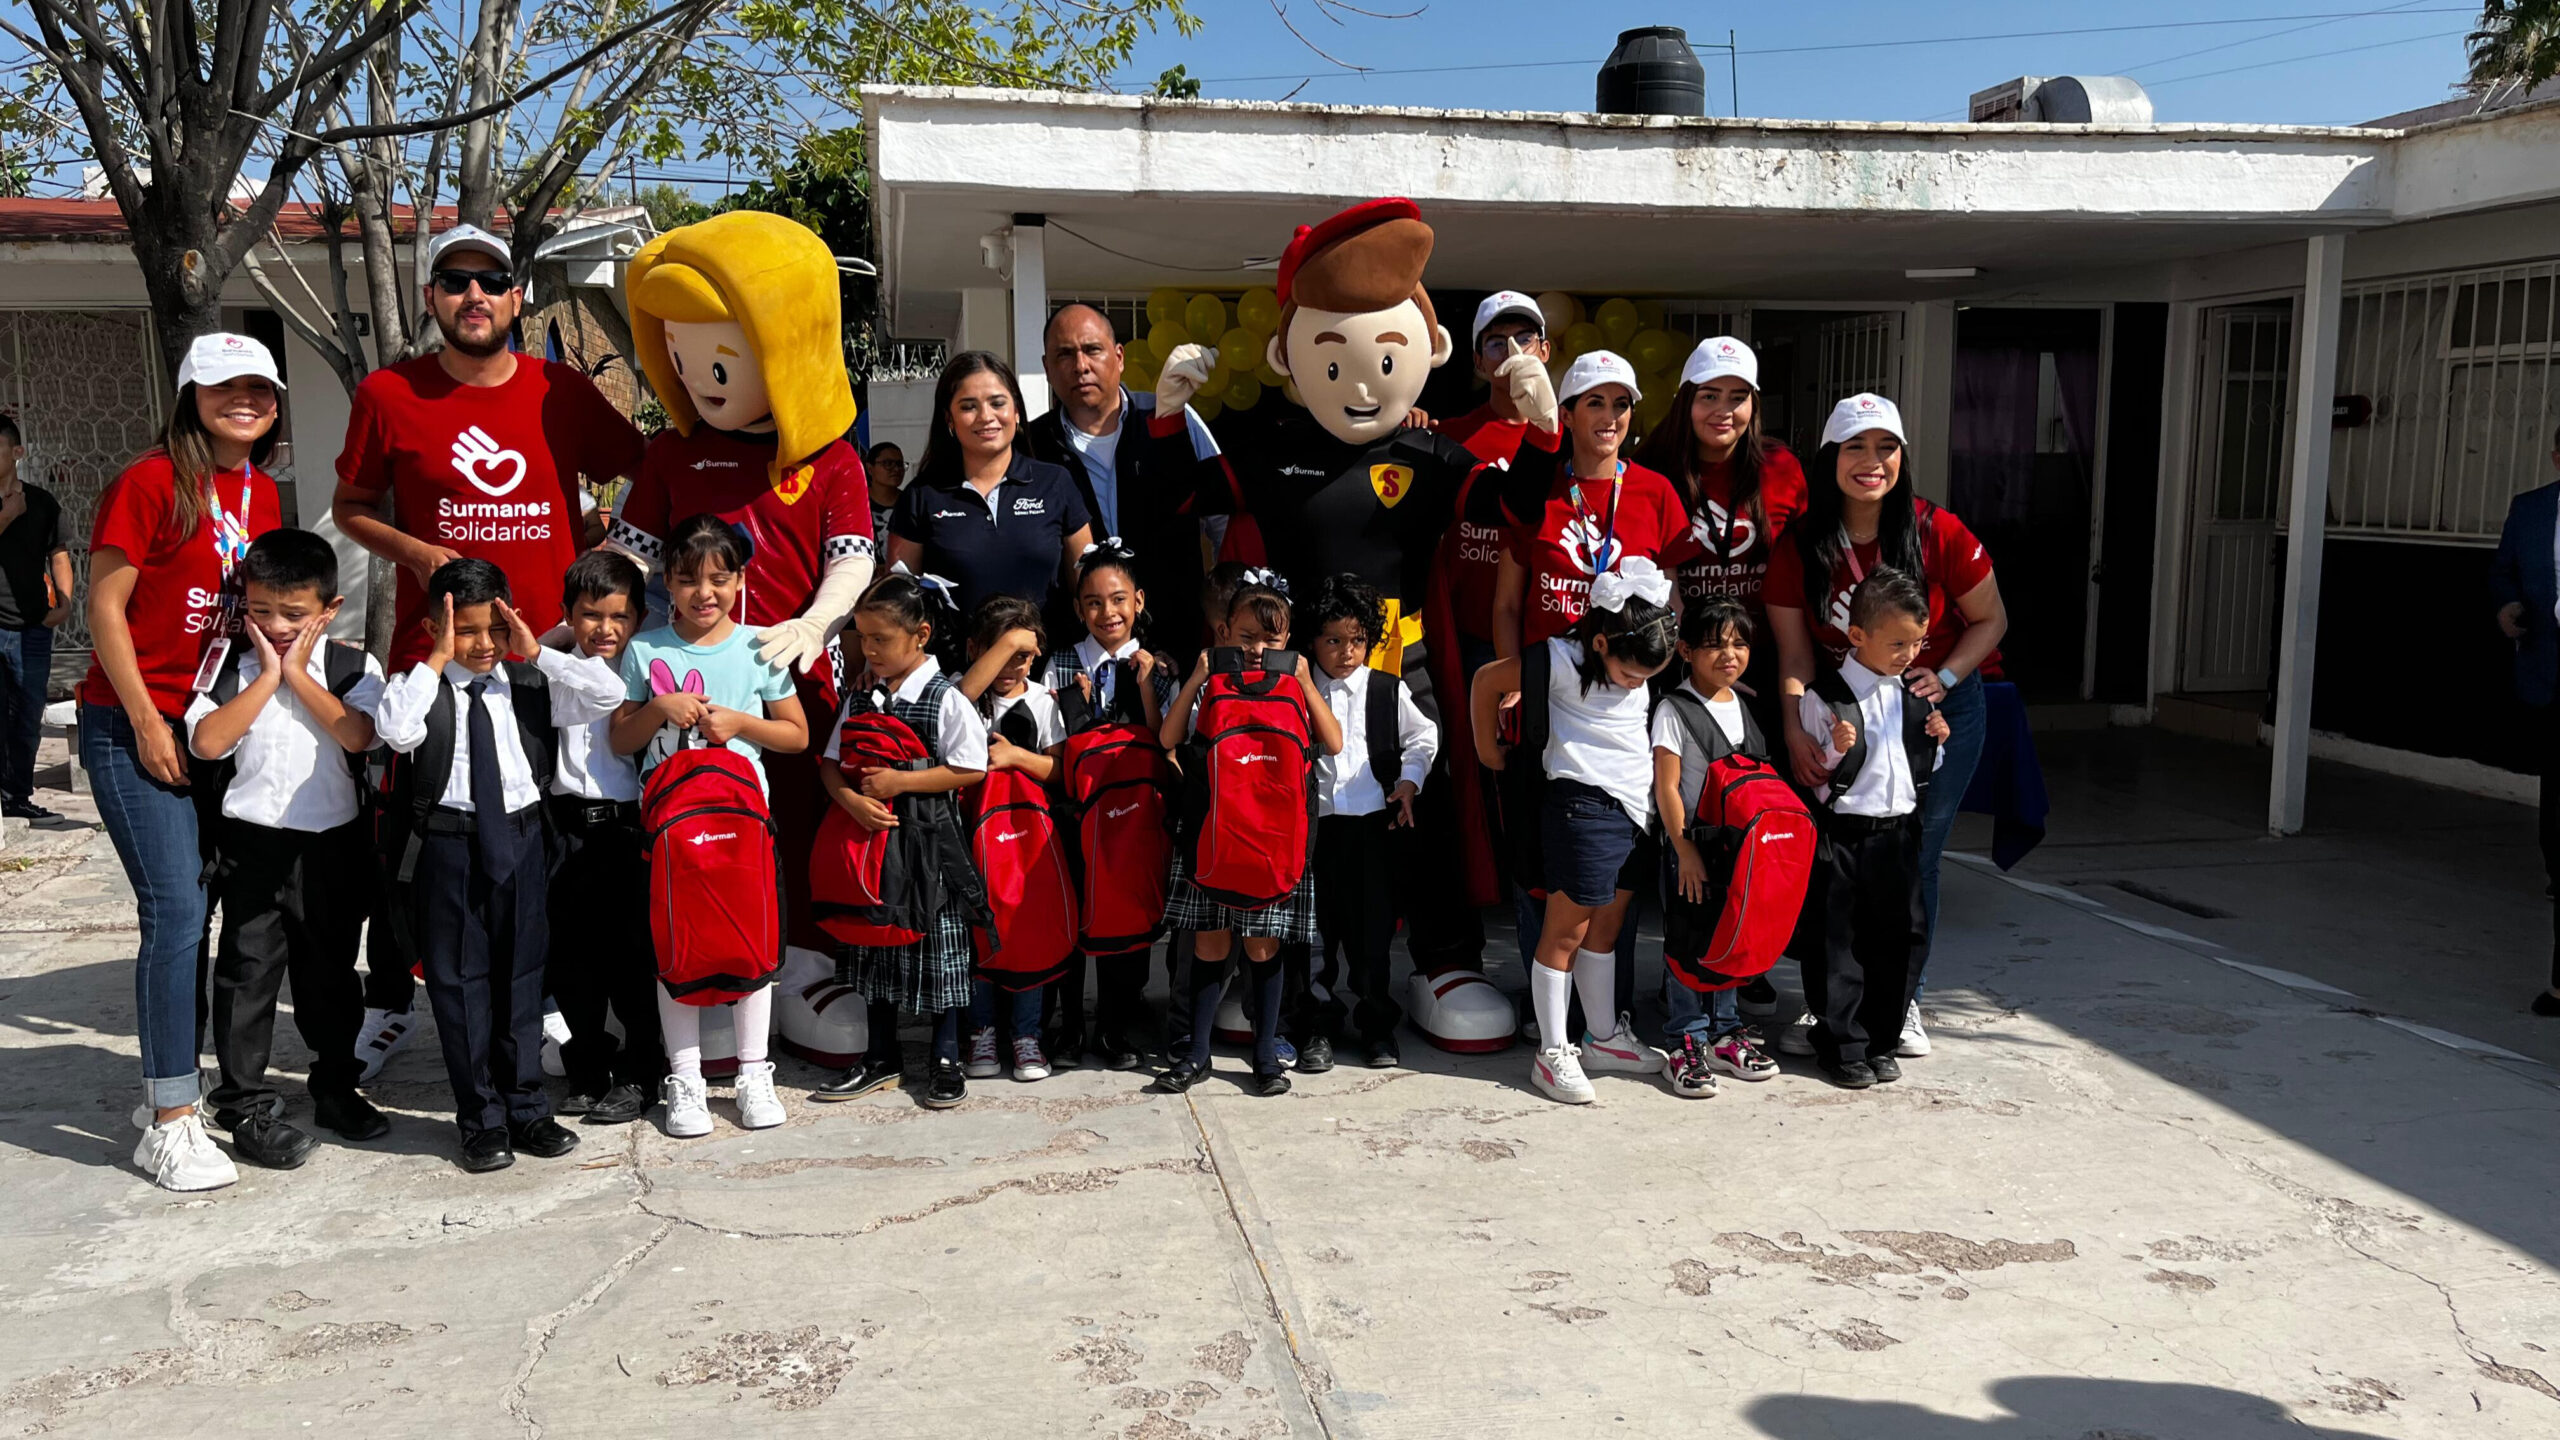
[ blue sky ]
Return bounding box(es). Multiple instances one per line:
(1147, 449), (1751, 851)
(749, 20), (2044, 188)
(1108, 0), (2481, 126)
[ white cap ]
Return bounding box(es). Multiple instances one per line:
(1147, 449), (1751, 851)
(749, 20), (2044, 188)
(1558, 349), (1642, 404)
(426, 223), (512, 271)
(1680, 335), (1758, 391)
(1471, 290), (1545, 346)
(174, 332), (285, 392)
(1821, 392), (1906, 447)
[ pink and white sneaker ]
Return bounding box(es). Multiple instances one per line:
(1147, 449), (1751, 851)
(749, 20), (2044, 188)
(1712, 1032), (1779, 1081)
(1579, 1012), (1667, 1076)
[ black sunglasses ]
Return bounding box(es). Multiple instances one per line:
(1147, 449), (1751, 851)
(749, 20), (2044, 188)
(431, 268), (514, 297)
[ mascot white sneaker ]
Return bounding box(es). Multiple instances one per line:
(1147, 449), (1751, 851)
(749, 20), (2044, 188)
(1406, 968), (1517, 1053)
(772, 944), (869, 1069)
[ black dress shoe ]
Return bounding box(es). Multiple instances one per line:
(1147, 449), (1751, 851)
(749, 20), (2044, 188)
(1151, 1062), (1207, 1094)
(1248, 1071), (1293, 1098)
(1867, 1055), (1903, 1083)
(556, 1090), (599, 1116)
(811, 1056), (903, 1101)
(1296, 1034), (1335, 1074)
(1044, 1024), (1085, 1071)
(311, 1089), (391, 1142)
(1822, 1059), (1878, 1090)
(1092, 1029), (1144, 1071)
(1364, 1040), (1402, 1069)
(229, 1113), (318, 1169)
(920, 1058), (968, 1109)
(2532, 990), (2560, 1018)
(583, 1083), (651, 1125)
(459, 1129), (515, 1173)
(509, 1117), (579, 1158)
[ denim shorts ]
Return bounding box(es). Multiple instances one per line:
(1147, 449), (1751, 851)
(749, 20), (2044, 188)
(1539, 779), (1646, 908)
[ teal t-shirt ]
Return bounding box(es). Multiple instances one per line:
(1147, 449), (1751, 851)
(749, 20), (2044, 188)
(620, 623), (794, 789)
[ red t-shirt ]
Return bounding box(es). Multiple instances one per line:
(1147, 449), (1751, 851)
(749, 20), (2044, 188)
(79, 452), (283, 715)
(1504, 459), (1701, 646)
(1435, 404), (1533, 643)
(609, 428), (875, 628)
(1762, 497), (1994, 673)
(1673, 443), (1808, 615)
(336, 355), (645, 667)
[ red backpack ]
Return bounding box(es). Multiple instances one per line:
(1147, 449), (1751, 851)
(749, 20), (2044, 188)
(642, 743), (782, 1005)
(1656, 690), (1815, 992)
(1056, 723), (1177, 954)
(970, 764), (1078, 986)
(809, 708), (933, 947)
(1184, 648), (1317, 911)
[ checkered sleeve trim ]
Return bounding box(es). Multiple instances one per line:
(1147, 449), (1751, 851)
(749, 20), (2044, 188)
(823, 533), (876, 563)
(605, 517), (662, 562)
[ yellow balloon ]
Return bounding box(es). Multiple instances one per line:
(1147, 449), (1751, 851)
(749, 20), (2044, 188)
(1122, 332), (1158, 372)
(1636, 386), (1673, 434)
(1629, 328), (1681, 376)
(1224, 374), (1263, 410)
(1560, 321), (1604, 362)
(1126, 361), (1159, 395)
(1192, 392), (1224, 424)
(1596, 297), (1641, 348)
(1146, 288), (1187, 329)
(1237, 286), (1280, 336)
(1253, 356), (1285, 388)
(1217, 327), (1258, 365)
(1536, 290), (1582, 337)
(1635, 299), (1667, 330)
(1149, 320), (1194, 360)
(1185, 293), (1229, 344)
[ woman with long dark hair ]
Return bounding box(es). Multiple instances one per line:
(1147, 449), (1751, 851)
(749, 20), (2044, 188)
(82, 334), (288, 1191)
(885, 350), (1093, 617)
(1765, 394), (2007, 1061)
(1632, 336), (1809, 729)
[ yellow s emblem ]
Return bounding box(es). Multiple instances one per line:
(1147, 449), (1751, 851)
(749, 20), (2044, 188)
(772, 463), (814, 505)
(1368, 463), (1414, 510)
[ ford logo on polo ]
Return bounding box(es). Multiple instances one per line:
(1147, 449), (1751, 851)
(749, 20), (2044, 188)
(1011, 497), (1046, 516)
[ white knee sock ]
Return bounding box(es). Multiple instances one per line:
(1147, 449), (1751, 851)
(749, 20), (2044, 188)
(1572, 950), (1617, 1040)
(1531, 963), (1573, 1051)
(732, 987), (773, 1067)
(656, 986), (702, 1081)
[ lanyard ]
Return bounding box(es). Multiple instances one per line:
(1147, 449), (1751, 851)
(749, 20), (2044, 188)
(1839, 526), (1870, 586)
(206, 465), (255, 582)
(1566, 464), (1625, 575)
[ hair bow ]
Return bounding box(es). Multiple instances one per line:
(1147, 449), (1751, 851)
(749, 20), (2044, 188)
(1588, 556), (1672, 614)
(1241, 566), (1291, 599)
(891, 560), (959, 604)
(1080, 536), (1134, 561)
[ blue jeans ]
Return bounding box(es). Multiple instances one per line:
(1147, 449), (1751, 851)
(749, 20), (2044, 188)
(1662, 976), (1743, 1042)
(80, 703), (208, 1106)
(969, 979), (1045, 1041)
(0, 625), (49, 804)
(1915, 674), (1988, 994)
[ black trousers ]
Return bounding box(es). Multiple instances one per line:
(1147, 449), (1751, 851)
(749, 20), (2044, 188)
(1398, 639), (1487, 973)
(1295, 811), (1403, 1043)
(361, 842), (418, 1014)
(206, 817), (368, 1120)
(547, 797), (663, 1093)
(2541, 703), (2560, 989)
(410, 807), (550, 1135)
(1805, 811), (1926, 1065)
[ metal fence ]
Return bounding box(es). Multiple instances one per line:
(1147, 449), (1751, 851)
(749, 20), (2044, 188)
(0, 309), (166, 660)
(2329, 259), (2560, 544)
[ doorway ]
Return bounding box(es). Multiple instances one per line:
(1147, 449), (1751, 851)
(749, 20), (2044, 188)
(2181, 303), (2294, 693)
(1748, 309), (1907, 457)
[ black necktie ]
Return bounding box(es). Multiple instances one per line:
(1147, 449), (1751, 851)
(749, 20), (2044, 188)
(466, 677), (513, 875)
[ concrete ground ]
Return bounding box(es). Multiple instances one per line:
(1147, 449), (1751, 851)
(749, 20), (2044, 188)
(4, 725), (2559, 1438)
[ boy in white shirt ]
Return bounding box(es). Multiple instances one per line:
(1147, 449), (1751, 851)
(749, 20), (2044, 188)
(1794, 567), (1950, 1090)
(183, 529), (390, 1167)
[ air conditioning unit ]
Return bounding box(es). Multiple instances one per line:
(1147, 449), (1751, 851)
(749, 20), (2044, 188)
(1968, 75), (2153, 125)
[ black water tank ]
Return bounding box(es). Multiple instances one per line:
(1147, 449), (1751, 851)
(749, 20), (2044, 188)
(1596, 26), (1706, 117)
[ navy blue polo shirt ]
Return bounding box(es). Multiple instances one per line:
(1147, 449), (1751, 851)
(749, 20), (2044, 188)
(891, 451), (1093, 615)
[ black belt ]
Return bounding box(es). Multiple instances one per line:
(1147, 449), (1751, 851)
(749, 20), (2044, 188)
(418, 804), (544, 837)
(547, 795), (641, 830)
(1826, 811), (1918, 838)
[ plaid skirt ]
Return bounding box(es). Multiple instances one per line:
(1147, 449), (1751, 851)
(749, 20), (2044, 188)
(836, 908), (974, 1016)
(1162, 850), (1321, 944)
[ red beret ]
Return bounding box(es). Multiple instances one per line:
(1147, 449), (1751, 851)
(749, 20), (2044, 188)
(1276, 197), (1425, 311)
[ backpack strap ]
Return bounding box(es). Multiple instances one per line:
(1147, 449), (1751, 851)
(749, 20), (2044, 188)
(1516, 638), (1553, 765)
(1903, 687), (1938, 803)
(991, 693), (1043, 752)
(1659, 688), (1730, 824)
(1363, 669), (1403, 802)
(1810, 668), (1865, 805)
(503, 659), (555, 790)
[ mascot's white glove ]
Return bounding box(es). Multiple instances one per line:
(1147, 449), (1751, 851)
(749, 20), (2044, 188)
(756, 549), (874, 676)
(1500, 351), (1559, 434)
(1156, 343), (1219, 414)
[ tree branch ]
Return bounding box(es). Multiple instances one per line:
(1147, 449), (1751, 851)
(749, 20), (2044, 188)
(313, 0), (717, 145)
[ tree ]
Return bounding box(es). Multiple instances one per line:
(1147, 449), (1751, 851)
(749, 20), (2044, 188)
(1154, 63), (1202, 98)
(2468, 1), (2560, 92)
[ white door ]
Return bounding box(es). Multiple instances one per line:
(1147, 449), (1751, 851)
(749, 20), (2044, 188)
(2181, 304), (2294, 693)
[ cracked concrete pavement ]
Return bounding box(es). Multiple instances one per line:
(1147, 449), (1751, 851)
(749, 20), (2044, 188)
(5, 730), (2560, 1437)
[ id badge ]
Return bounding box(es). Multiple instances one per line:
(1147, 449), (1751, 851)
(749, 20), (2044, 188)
(191, 636), (233, 696)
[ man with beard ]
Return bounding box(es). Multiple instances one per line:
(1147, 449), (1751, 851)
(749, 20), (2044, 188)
(333, 225), (645, 672)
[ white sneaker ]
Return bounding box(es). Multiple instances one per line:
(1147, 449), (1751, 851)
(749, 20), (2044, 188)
(1580, 1012), (1667, 1075)
(539, 1008), (572, 1079)
(964, 1026), (1003, 1079)
(1896, 1002), (1931, 1058)
(1530, 1044), (1596, 1104)
(733, 1061), (786, 1130)
(132, 1110), (237, 1191)
(1010, 1035), (1051, 1082)
(355, 1007), (415, 1083)
(1776, 1013), (1818, 1056)
(661, 1074), (713, 1138)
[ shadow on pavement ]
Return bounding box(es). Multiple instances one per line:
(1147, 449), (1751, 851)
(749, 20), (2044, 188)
(1746, 1377), (2393, 1439)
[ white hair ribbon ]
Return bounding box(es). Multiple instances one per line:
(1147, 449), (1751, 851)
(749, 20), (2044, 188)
(1588, 555), (1672, 614)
